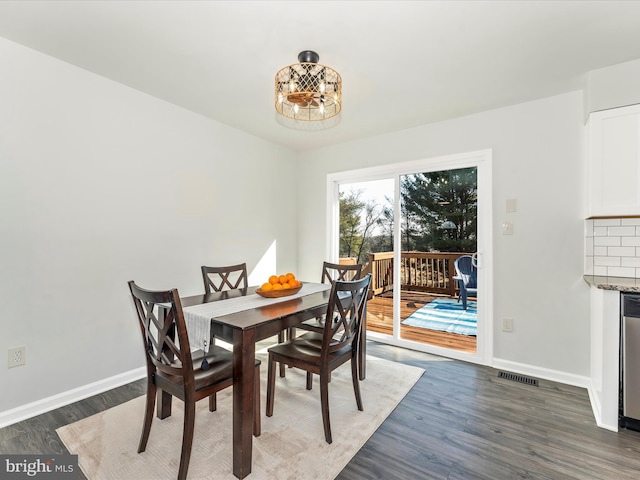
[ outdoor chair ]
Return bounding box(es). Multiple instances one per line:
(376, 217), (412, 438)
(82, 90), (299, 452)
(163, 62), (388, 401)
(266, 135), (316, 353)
(454, 255), (477, 310)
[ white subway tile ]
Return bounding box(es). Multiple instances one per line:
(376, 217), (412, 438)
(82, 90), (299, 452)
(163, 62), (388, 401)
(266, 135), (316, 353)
(608, 266), (636, 278)
(585, 258), (594, 274)
(593, 246), (607, 256)
(594, 266), (608, 275)
(594, 226), (608, 236)
(608, 246), (637, 257)
(594, 236), (621, 246)
(609, 226), (637, 236)
(585, 237), (594, 255)
(622, 257), (640, 267)
(622, 218), (640, 226)
(585, 220), (594, 237)
(595, 218), (621, 227)
(594, 256), (621, 267)
(622, 237), (640, 247)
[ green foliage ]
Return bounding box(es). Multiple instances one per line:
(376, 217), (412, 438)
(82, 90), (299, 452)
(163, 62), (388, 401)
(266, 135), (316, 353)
(401, 167), (477, 252)
(338, 167), (477, 263)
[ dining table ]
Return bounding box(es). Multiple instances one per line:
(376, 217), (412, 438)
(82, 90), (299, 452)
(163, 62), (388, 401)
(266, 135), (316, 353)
(154, 281), (367, 479)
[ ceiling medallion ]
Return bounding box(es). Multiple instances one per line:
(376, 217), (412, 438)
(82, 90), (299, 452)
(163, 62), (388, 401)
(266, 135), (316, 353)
(275, 50), (342, 122)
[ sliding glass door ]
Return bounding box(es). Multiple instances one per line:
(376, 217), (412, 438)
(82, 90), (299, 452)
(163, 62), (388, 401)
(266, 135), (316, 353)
(329, 150), (491, 364)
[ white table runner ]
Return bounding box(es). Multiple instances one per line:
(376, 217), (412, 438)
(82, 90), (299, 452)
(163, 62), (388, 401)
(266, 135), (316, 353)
(183, 282), (331, 351)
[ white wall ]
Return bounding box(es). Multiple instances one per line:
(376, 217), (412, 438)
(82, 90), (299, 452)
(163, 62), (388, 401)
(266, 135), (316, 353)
(296, 91), (591, 377)
(586, 58), (640, 118)
(0, 38), (297, 415)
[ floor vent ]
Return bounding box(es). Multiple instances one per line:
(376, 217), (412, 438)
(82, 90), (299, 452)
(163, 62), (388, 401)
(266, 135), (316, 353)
(498, 371), (539, 387)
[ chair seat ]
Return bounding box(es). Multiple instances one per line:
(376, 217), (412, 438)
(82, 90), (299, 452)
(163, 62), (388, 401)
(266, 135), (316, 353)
(157, 345), (260, 392)
(268, 333), (352, 366)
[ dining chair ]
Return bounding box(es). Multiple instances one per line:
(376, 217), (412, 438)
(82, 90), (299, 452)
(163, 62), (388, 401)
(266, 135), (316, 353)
(266, 274), (371, 444)
(201, 263), (248, 294)
(128, 280), (261, 480)
(295, 261), (363, 334)
(202, 263), (291, 377)
(283, 261), (364, 384)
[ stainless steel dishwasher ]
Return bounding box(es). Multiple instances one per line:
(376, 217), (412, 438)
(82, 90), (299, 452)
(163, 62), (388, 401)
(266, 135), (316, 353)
(620, 292), (640, 431)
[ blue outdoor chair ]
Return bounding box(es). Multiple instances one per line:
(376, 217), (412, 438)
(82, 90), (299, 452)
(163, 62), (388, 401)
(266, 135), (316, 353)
(454, 255), (477, 310)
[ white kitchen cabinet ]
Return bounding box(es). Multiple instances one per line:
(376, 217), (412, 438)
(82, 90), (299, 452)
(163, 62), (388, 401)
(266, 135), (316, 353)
(587, 103), (640, 216)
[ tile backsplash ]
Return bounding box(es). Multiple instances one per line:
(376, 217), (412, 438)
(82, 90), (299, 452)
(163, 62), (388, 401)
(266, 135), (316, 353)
(585, 217), (640, 277)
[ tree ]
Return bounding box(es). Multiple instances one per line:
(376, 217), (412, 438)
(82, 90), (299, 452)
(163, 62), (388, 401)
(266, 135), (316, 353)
(339, 190), (384, 264)
(400, 167), (477, 252)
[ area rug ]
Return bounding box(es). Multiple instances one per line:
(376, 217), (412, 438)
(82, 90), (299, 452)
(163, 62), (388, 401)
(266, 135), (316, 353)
(56, 356), (423, 480)
(401, 298), (477, 336)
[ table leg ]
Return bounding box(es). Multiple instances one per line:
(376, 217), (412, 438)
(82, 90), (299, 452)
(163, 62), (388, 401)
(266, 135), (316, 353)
(232, 328), (256, 479)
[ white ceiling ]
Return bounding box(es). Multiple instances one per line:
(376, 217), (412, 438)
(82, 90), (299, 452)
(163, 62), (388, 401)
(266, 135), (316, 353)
(2, 1), (640, 152)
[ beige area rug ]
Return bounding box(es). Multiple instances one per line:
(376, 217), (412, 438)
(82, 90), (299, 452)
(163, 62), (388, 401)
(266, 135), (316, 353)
(57, 356), (424, 480)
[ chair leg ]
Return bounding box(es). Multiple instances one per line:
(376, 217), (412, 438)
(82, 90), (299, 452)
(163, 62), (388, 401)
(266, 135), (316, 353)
(320, 369), (332, 444)
(278, 331), (286, 378)
(208, 393), (217, 412)
(178, 400), (196, 480)
(351, 355), (363, 411)
(138, 380), (156, 453)
(266, 353), (276, 417)
(306, 371), (313, 390)
(253, 364), (261, 436)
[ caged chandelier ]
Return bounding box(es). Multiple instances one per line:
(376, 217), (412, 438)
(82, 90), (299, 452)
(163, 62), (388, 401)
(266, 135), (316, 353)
(275, 50), (342, 121)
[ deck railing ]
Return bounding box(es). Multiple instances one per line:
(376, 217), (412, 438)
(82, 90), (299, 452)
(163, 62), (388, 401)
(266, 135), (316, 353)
(362, 251), (472, 297)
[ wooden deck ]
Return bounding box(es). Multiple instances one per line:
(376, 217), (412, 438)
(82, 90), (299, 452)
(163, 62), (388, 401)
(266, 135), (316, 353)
(366, 290), (477, 354)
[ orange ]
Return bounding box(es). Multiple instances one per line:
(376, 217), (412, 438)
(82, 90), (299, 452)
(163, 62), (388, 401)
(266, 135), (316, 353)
(261, 282), (273, 291)
(289, 279), (299, 288)
(286, 272), (296, 282)
(272, 283), (283, 290)
(278, 274), (288, 284)
(269, 275), (279, 285)
(281, 282), (290, 289)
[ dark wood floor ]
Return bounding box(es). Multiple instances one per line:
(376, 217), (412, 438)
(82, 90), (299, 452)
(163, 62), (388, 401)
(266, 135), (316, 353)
(2, 341), (640, 479)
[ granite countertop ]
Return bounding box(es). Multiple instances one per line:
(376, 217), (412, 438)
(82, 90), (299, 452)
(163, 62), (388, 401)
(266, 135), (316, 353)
(584, 275), (640, 292)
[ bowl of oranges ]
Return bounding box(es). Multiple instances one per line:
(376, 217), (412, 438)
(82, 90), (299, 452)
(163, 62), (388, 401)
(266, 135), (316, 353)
(256, 273), (302, 298)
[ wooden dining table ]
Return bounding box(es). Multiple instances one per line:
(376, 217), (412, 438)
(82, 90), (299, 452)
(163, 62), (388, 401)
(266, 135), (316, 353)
(154, 282), (366, 479)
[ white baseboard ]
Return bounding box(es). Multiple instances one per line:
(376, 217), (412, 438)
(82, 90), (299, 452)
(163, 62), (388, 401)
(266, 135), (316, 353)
(0, 367), (146, 429)
(491, 357), (620, 431)
(586, 383), (618, 432)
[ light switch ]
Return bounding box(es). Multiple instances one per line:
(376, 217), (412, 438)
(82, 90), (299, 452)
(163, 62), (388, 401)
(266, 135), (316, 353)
(502, 221), (514, 235)
(506, 198), (517, 213)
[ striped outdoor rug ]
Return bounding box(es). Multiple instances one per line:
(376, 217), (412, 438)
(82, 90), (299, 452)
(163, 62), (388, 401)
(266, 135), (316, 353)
(401, 298), (477, 336)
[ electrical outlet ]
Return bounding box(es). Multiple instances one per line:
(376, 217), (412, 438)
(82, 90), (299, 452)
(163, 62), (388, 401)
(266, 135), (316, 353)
(8, 346), (26, 368)
(502, 318), (514, 333)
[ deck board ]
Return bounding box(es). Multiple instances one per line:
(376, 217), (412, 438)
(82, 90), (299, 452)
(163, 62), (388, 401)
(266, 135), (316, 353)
(366, 291), (477, 353)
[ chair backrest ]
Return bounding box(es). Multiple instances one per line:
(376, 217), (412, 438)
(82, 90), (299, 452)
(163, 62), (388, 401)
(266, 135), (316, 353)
(322, 274), (371, 356)
(454, 255), (477, 289)
(128, 281), (194, 386)
(201, 263), (248, 294)
(321, 261), (363, 284)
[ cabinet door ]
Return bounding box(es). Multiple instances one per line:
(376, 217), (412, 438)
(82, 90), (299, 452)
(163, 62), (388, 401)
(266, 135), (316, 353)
(588, 104), (640, 216)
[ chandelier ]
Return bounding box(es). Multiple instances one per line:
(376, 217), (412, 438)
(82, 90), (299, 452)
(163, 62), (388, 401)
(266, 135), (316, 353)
(275, 51), (342, 121)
